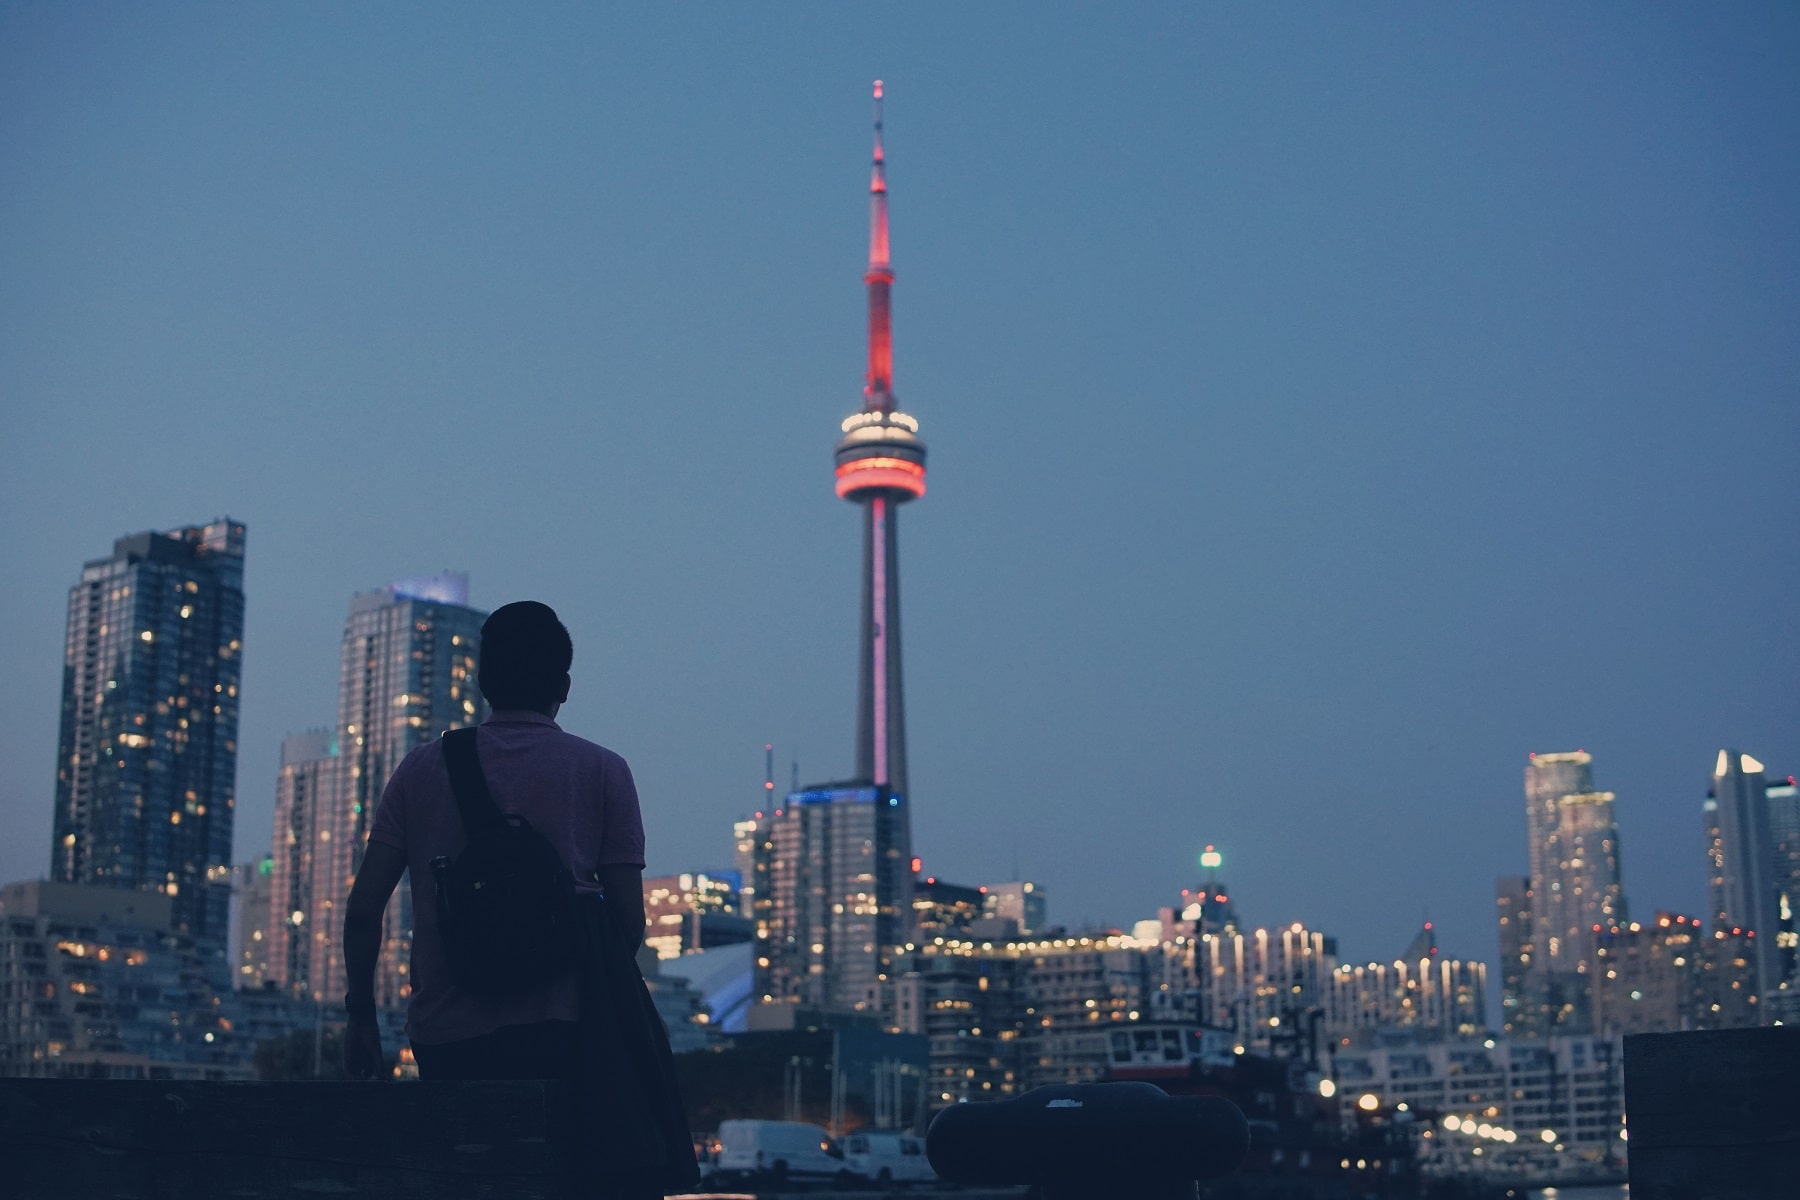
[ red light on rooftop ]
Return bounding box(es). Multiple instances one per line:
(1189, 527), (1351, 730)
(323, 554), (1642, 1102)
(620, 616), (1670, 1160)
(910, 857), (922, 873)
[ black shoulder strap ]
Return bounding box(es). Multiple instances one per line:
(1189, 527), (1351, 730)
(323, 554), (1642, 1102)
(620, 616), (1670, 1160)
(441, 727), (504, 835)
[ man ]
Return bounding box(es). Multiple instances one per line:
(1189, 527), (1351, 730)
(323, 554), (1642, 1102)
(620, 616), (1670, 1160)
(342, 600), (647, 1080)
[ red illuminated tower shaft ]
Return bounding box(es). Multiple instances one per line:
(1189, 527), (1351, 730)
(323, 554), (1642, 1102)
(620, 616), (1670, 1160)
(834, 81), (926, 797)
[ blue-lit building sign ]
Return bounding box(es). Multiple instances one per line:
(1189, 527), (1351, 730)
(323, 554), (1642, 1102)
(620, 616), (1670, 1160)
(787, 785), (904, 808)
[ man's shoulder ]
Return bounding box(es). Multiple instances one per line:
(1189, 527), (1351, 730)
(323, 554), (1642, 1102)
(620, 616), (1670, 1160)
(394, 738), (447, 780)
(546, 728), (630, 775)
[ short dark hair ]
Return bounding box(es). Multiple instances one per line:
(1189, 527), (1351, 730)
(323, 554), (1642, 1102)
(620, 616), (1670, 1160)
(478, 601), (573, 711)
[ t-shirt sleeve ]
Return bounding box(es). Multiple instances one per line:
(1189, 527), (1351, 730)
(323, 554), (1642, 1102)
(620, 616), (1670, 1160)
(599, 753), (647, 868)
(367, 746), (420, 852)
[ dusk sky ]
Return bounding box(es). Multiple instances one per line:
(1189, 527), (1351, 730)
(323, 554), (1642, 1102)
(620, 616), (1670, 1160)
(3, 4), (1795, 970)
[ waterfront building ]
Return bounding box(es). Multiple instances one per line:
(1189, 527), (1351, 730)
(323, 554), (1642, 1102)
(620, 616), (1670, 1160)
(1328, 1033), (1624, 1166)
(1192, 923), (1339, 1054)
(1328, 927), (1488, 1044)
(50, 520), (247, 953)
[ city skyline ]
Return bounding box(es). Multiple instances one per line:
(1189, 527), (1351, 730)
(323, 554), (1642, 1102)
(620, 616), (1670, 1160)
(2, 6), (1797, 969)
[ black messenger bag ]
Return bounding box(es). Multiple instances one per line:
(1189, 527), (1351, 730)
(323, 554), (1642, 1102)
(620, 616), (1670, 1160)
(429, 727), (576, 996)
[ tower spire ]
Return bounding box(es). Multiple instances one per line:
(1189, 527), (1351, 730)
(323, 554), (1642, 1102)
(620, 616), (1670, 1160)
(865, 79), (894, 409)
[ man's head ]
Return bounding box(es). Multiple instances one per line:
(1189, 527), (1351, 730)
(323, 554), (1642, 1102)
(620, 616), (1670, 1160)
(478, 601), (573, 714)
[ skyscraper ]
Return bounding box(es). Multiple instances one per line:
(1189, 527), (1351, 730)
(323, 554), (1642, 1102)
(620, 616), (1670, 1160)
(1546, 789), (1627, 972)
(1706, 748), (1781, 998)
(1767, 775), (1800, 994)
(266, 730), (338, 999)
(760, 783), (905, 1013)
(1523, 751), (1595, 976)
(51, 520), (246, 950)
(282, 574), (486, 1009)
(753, 83), (924, 1016)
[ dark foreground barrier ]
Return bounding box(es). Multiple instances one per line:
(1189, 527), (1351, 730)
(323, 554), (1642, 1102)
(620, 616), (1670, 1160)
(0, 1078), (569, 1199)
(1625, 1026), (1800, 1200)
(926, 1081), (1249, 1200)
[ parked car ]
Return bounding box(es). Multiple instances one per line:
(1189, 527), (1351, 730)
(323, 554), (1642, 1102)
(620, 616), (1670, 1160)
(715, 1118), (850, 1186)
(841, 1131), (935, 1186)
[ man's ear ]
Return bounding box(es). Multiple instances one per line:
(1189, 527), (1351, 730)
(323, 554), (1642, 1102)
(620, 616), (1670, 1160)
(558, 673), (572, 704)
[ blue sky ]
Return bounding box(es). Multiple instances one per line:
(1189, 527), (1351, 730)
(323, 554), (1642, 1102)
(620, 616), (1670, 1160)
(2, 4), (1796, 968)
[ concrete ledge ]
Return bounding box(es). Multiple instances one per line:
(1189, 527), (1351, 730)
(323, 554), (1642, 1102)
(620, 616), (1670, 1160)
(1624, 1027), (1800, 1200)
(0, 1079), (562, 1198)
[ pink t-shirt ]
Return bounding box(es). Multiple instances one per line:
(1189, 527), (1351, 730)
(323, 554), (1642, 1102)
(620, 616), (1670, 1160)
(368, 710), (646, 1045)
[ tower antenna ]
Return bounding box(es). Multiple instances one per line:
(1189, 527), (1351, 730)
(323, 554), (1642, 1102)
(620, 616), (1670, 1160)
(865, 79), (893, 408)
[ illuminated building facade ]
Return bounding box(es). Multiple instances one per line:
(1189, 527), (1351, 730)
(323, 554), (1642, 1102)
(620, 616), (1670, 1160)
(887, 932), (1167, 1106)
(227, 855), (274, 990)
(1328, 1034), (1624, 1164)
(1510, 751), (1631, 1035)
(643, 871), (751, 960)
(50, 521), (247, 953)
(1589, 913), (1702, 1038)
(0, 881), (248, 1079)
(320, 575), (486, 1009)
(265, 730), (338, 999)
(1546, 790), (1627, 974)
(1495, 874), (1545, 1037)
(758, 784), (910, 1014)
(1328, 927), (1488, 1045)
(912, 875), (985, 937)
(1706, 749), (1783, 999)
(1189, 922), (1340, 1053)
(981, 881), (1048, 937)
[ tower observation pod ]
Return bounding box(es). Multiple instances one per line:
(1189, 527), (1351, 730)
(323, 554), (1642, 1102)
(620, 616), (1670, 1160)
(836, 80), (925, 798)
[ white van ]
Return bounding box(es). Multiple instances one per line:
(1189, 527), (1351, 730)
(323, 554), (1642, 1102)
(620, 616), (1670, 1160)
(715, 1119), (849, 1185)
(842, 1131), (935, 1185)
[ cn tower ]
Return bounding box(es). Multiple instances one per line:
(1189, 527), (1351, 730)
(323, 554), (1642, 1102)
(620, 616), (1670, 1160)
(835, 79), (926, 798)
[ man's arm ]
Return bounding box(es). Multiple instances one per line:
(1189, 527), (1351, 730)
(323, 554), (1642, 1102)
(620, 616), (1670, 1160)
(342, 840), (406, 1078)
(596, 863), (646, 953)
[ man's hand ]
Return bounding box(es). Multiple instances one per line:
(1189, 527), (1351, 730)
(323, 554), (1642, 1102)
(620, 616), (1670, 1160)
(344, 1013), (385, 1080)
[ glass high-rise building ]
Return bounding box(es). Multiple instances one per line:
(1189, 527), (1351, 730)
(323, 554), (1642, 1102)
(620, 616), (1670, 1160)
(758, 784), (911, 1015)
(265, 730), (338, 1000)
(1706, 749), (1782, 998)
(333, 574), (485, 1008)
(264, 575), (485, 1009)
(1523, 751), (1595, 977)
(50, 520), (246, 950)
(1546, 790), (1627, 973)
